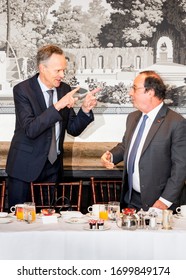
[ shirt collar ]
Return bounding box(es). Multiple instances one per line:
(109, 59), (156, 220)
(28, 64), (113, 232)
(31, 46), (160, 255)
(145, 102), (164, 121)
(37, 76), (55, 93)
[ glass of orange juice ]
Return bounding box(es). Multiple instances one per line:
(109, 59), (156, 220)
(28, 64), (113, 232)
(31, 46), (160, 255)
(99, 204), (108, 220)
(24, 202), (36, 223)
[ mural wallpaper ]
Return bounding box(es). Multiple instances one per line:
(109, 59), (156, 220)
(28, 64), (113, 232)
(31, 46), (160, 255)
(0, 0), (186, 114)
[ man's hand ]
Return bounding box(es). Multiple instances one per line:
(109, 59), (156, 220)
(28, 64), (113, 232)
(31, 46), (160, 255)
(54, 87), (80, 111)
(152, 200), (168, 210)
(81, 88), (101, 113)
(101, 151), (115, 169)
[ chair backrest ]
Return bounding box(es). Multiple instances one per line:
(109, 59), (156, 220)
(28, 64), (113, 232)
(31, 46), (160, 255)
(0, 181), (6, 212)
(31, 181), (83, 212)
(90, 176), (122, 204)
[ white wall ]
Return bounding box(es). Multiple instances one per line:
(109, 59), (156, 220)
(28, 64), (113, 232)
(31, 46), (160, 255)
(0, 114), (127, 142)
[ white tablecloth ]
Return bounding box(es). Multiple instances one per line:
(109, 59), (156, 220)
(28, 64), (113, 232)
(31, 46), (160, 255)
(0, 215), (186, 260)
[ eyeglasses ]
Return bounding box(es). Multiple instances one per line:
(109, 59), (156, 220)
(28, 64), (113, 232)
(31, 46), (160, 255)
(130, 86), (146, 92)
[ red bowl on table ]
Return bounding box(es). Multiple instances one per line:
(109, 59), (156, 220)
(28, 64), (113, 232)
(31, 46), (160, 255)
(41, 209), (55, 216)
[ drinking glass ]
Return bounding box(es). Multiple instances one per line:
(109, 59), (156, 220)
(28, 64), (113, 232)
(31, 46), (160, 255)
(24, 202), (36, 223)
(99, 204), (108, 220)
(108, 201), (120, 221)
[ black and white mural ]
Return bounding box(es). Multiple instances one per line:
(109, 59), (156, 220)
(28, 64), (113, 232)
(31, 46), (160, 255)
(0, 0), (186, 114)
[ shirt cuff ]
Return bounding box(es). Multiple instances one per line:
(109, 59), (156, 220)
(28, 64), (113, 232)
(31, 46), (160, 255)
(159, 197), (172, 208)
(81, 107), (91, 116)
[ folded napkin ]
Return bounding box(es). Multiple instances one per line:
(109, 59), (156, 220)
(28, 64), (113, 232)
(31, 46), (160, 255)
(60, 211), (83, 219)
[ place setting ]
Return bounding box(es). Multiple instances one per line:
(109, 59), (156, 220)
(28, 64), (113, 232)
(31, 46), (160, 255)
(82, 202), (121, 231)
(0, 212), (13, 224)
(57, 210), (88, 224)
(0, 202), (37, 224)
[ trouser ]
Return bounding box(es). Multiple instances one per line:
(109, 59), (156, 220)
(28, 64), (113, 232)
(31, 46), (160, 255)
(124, 189), (143, 212)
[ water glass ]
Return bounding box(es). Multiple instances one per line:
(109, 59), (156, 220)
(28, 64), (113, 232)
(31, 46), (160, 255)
(108, 201), (120, 221)
(24, 202), (36, 223)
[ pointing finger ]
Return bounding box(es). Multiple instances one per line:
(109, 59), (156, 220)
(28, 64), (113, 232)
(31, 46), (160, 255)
(89, 87), (101, 95)
(69, 86), (81, 96)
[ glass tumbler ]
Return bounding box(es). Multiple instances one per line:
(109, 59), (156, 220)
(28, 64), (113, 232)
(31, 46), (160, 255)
(24, 202), (36, 223)
(108, 201), (120, 221)
(99, 204), (109, 220)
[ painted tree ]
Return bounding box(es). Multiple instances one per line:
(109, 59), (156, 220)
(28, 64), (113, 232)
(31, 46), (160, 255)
(161, 0), (186, 46)
(98, 0), (133, 47)
(0, 0), (55, 57)
(0, 0), (10, 54)
(81, 0), (110, 47)
(123, 0), (165, 45)
(49, 0), (82, 48)
(99, 0), (165, 47)
(100, 0), (186, 51)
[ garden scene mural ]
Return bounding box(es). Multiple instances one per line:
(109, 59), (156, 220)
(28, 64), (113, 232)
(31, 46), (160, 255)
(0, 0), (186, 114)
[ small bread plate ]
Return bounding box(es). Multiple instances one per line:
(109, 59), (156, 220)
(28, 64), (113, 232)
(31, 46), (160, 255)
(0, 218), (13, 224)
(65, 217), (88, 224)
(0, 212), (8, 218)
(83, 225), (110, 231)
(37, 213), (61, 219)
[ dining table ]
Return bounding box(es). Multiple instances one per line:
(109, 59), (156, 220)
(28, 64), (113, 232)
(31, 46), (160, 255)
(0, 212), (186, 260)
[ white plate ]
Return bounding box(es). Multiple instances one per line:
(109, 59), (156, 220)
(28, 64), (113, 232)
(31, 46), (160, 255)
(83, 225), (110, 231)
(65, 217), (88, 224)
(0, 218), (13, 224)
(0, 212), (8, 218)
(37, 213), (61, 219)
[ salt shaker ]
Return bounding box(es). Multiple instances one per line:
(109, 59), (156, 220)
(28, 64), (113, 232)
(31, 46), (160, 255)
(149, 209), (158, 230)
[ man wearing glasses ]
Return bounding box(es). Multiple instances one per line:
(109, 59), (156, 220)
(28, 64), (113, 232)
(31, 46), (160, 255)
(101, 70), (186, 212)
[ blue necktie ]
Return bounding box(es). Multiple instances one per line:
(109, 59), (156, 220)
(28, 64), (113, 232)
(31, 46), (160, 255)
(47, 90), (57, 164)
(128, 114), (148, 201)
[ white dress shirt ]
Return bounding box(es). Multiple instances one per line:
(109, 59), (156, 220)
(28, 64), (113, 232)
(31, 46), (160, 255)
(127, 102), (172, 207)
(37, 77), (60, 154)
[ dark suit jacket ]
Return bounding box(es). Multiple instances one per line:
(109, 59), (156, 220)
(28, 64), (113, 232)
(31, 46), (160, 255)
(6, 74), (94, 182)
(110, 104), (186, 210)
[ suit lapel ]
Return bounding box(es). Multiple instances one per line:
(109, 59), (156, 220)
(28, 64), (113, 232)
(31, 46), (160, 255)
(30, 74), (47, 111)
(141, 104), (168, 155)
(124, 112), (142, 162)
(56, 85), (67, 132)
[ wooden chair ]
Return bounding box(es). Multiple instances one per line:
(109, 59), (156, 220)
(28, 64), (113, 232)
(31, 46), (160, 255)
(90, 176), (122, 204)
(0, 181), (6, 212)
(31, 181), (83, 212)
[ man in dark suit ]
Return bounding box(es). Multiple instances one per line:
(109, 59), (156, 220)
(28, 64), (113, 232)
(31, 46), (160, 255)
(101, 70), (186, 211)
(6, 44), (100, 209)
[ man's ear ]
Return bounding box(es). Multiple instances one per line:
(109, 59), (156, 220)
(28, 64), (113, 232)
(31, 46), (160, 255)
(39, 64), (45, 74)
